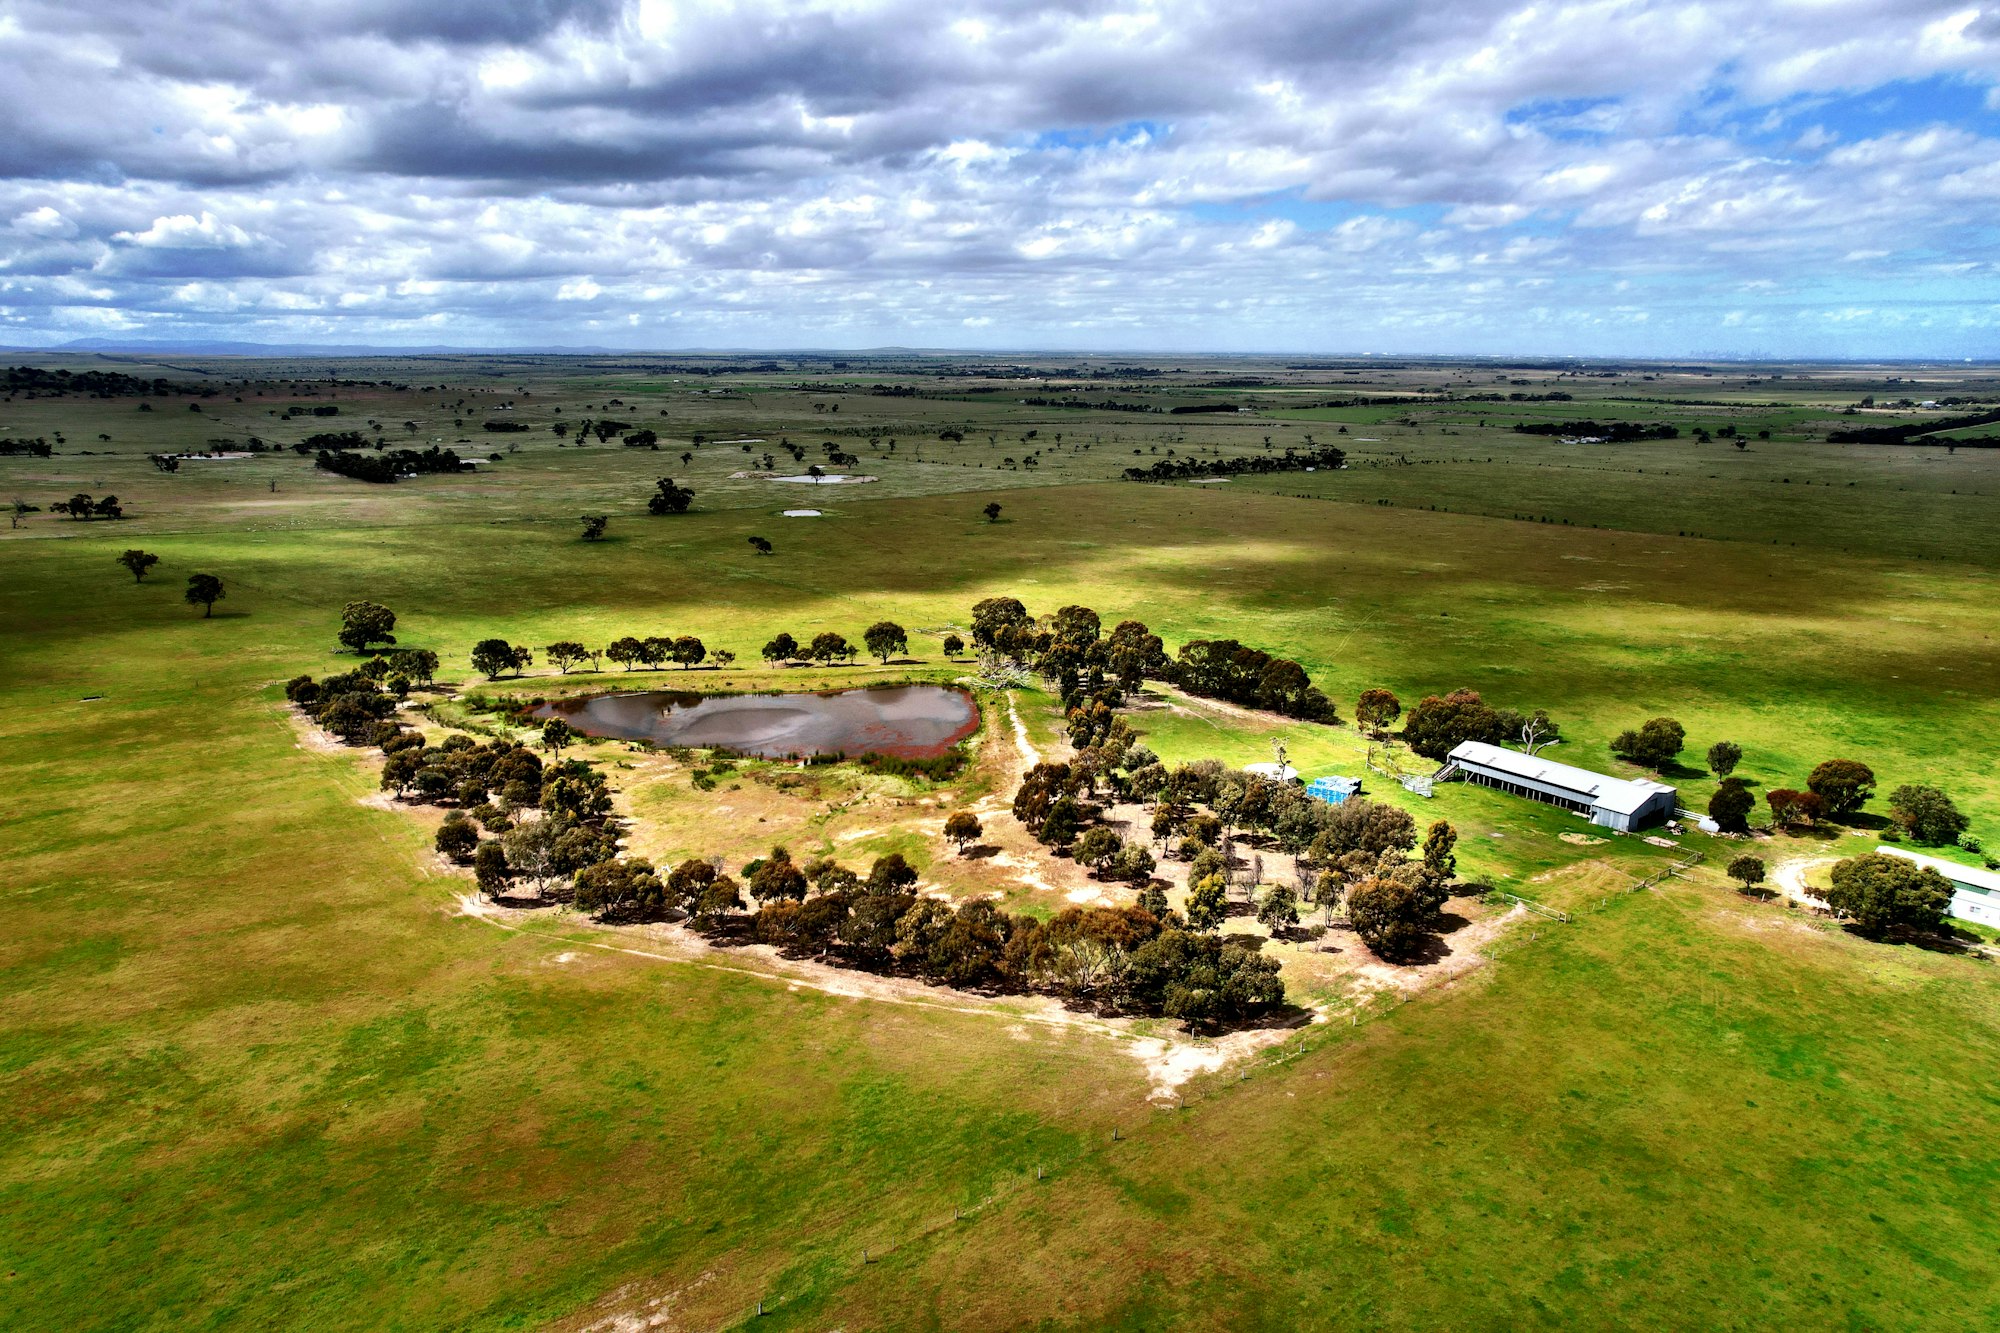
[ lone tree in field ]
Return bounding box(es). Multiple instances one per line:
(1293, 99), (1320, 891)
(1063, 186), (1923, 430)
(1610, 716), (1685, 770)
(1826, 852), (1952, 936)
(184, 573), (224, 617)
(863, 620), (908, 663)
(1354, 688), (1401, 730)
(117, 549), (159, 583)
(748, 535), (773, 556)
(647, 478), (695, 514)
(944, 811), (982, 853)
(942, 633), (965, 658)
(579, 514), (608, 541)
(1807, 759), (1876, 818)
(1727, 854), (1767, 895)
(541, 718), (577, 754)
(1707, 741), (1743, 778)
(1888, 784), (1969, 846)
(982, 501), (1002, 523)
(339, 601), (398, 654)
(544, 641), (590, 674)
(1708, 777), (1755, 834)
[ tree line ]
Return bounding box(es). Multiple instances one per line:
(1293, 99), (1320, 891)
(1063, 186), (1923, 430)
(1511, 420), (1679, 441)
(315, 445), (469, 483)
(1121, 443), (1347, 482)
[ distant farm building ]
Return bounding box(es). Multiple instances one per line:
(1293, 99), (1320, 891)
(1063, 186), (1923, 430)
(1442, 741), (1678, 832)
(1306, 775), (1362, 805)
(1879, 846), (2000, 928)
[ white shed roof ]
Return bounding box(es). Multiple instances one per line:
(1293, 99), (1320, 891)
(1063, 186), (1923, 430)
(1879, 846), (2000, 893)
(1447, 740), (1675, 815)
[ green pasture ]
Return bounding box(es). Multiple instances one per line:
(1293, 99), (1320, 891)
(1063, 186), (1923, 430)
(4, 355), (1998, 1329)
(785, 881), (2000, 1329)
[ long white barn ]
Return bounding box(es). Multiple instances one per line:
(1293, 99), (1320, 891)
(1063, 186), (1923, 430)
(1444, 740), (1678, 832)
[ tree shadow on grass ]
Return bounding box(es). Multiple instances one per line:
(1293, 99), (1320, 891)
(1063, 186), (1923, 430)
(1193, 1002), (1318, 1038)
(1841, 923), (1978, 956)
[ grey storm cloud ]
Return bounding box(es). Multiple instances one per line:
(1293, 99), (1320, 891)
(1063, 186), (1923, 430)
(1, 0), (1998, 355)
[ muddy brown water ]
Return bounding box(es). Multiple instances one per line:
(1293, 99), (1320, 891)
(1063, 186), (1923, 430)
(532, 684), (978, 759)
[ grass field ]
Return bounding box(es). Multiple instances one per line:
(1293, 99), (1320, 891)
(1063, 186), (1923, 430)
(4, 352), (1998, 1329)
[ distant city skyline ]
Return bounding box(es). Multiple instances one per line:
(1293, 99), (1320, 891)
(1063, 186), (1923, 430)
(4, 1), (1998, 357)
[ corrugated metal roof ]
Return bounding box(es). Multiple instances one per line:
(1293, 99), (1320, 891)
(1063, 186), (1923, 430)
(1879, 845), (2000, 894)
(1447, 740), (1675, 815)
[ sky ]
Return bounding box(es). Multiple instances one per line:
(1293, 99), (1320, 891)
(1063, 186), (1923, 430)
(2, 0), (1999, 357)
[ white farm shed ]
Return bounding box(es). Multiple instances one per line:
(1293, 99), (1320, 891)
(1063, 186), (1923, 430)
(1444, 741), (1678, 832)
(1879, 846), (2000, 928)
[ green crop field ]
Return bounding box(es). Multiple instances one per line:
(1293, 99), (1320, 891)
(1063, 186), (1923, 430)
(4, 352), (1998, 1329)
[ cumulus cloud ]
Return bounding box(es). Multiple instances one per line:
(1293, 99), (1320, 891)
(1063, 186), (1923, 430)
(0, 0), (1996, 354)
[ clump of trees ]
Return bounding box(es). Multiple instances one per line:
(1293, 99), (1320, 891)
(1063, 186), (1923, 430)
(1401, 688), (1558, 761)
(970, 596), (1334, 725)
(1824, 852), (1952, 936)
(647, 478), (695, 514)
(731, 848), (1285, 1028)
(1512, 420), (1678, 441)
(1122, 442), (1345, 482)
(1010, 727), (1467, 965)
(760, 630), (858, 666)
(1610, 717), (1685, 771)
(1766, 787), (1826, 829)
(315, 445), (466, 483)
(971, 598), (1174, 708)
(1807, 760), (1875, 817)
(1173, 639), (1338, 722)
(283, 671), (629, 903)
(1887, 785), (1970, 846)
(51, 492), (122, 520)
(471, 639), (533, 679)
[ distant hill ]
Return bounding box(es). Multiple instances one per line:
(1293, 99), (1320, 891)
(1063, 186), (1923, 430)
(30, 337), (628, 356)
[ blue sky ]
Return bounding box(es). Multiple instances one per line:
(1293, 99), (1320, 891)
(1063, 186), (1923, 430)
(2, 0), (1998, 357)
